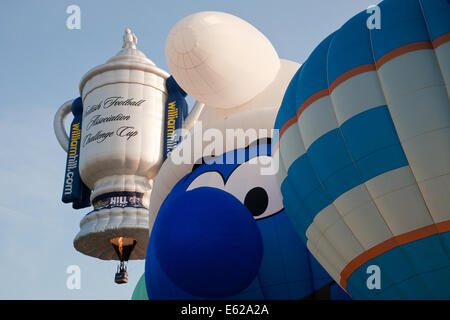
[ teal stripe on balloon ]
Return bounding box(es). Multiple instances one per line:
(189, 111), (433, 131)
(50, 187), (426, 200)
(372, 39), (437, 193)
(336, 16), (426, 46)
(281, 106), (408, 237)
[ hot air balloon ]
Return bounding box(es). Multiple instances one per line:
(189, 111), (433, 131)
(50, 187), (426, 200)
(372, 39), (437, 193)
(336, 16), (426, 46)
(144, 141), (350, 300)
(53, 29), (204, 283)
(274, 0), (450, 299)
(140, 11), (351, 300)
(53, 30), (162, 275)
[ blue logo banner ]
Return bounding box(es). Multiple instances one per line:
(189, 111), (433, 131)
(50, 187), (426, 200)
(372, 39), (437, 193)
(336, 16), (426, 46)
(61, 97), (91, 209)
(163, 76), (188, 160)
(90, 191), (146, 213)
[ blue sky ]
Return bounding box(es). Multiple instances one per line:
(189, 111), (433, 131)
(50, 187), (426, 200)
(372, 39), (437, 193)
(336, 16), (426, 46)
(0, 0), (376, 299)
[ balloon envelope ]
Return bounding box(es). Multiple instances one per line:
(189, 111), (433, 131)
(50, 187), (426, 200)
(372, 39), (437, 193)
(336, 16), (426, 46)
(274, 0), (450, 299)
(145, 143), (350, 299)
(131, 273), (149, 300)
(165, 11), (280, 108)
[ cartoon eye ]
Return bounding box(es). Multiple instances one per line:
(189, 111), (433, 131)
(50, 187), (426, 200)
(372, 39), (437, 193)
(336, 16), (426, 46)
(185, 156), (284, 220)
(186, 171), (226, 192)
(225, 156), (284, 220)
(244, 187), (269, 217)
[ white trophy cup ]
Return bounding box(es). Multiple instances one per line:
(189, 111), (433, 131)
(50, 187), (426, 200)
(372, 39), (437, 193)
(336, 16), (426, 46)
(54, 29), (203, 262)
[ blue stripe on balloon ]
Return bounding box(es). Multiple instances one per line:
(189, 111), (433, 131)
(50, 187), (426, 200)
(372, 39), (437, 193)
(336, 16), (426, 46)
(307, 129), (356, 183)
(441, 230), (450, 254)
(295, 34), (334, 110)
(420, 265), (450, 300)
(345, 279), (372, 300)
(345, 232), (450, 299)
(302, 186), (332, 222)
(396, 275), (441, 300)
(323, 164), (362, 200)
(346, 247), (411, 299)
(280, 179), (312, 243)
(356, 144), (408, 182)
(281, 106), (408, 237)
(341, 106), (399, 160)
(340, 105), (408, 181)
(402, 233), (449, 274)
(287, 155), (322, 198)
(419, 0), (450, 41)
(327, 11), (374, 85)
(374, 285), (403, 300)
(283, 156), (331, 231)
(371, 0), (431, 61)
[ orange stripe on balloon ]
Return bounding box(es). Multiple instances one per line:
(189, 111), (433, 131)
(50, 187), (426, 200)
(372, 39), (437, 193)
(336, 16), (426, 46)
(375, 41), (433, 69)
(339, 220), (450, 290)
(296, 89), (329, 119)
(329, 64), (376, 93)
(339, 238), (397, 290)
(395, 224), (437, 245)
(279, 116), (299, 138)
(278, 89), (329, 144)
(436, 220), (450, 233)
(432, 33), (450, 49)
(277, 35), (449, 150)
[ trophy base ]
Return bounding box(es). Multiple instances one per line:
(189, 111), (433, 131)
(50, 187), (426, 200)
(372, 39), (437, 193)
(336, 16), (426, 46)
(73, 207), (149, 260)
(73, 175), (152, 260)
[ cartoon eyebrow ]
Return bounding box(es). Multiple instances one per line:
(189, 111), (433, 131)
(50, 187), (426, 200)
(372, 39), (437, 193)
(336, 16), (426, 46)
(191, 137), (272, 171)
(185, 138), (273, 183)
(183, 155), (218, 183)
(248, 137), (271, 149)
(191, 155), (216, 173)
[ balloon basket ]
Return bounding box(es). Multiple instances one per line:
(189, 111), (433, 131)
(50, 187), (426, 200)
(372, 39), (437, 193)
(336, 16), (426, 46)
(115, 271), (129, 284)
(114, 262), (129, 284)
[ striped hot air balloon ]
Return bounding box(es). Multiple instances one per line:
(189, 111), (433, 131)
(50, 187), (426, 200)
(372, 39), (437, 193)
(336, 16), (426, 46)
(273, 0), (450, 299)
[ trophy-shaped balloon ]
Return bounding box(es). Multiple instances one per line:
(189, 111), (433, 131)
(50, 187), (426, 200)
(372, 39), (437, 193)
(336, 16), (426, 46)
(54, 29), (203, 279)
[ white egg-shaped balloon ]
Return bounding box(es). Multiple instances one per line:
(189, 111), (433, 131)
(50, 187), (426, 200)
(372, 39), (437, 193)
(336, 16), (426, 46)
(165, 11), (280, 109)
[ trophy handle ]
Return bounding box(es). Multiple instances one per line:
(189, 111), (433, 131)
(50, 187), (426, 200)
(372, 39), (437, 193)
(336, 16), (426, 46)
(54, 99), (74, 153)
(184, 100), (205, 132)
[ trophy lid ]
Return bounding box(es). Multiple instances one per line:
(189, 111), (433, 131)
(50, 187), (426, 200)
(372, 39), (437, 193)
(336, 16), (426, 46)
(106, 28), (155, 65)
(79, 28), (169, 95)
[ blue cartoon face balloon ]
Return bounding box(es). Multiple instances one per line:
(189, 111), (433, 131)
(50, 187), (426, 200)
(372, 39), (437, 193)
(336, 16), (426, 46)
(145, 140), (350, 300)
